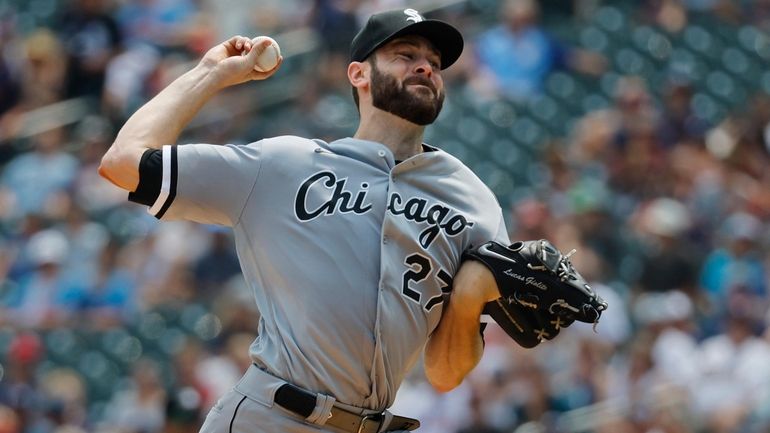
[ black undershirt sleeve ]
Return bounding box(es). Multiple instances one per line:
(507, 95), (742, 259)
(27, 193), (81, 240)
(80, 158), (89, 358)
(128, 149), (163, 206)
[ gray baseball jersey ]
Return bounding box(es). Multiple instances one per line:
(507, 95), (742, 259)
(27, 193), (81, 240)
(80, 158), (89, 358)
(144, 136), (509, 409)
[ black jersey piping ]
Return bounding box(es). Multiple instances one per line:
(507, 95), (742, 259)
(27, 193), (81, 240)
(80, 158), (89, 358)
(229, 395), (247, 433)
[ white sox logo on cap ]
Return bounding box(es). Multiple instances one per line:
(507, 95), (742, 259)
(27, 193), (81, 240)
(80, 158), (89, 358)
(404, 9), (424, 23)
(350, 8), (464, 68)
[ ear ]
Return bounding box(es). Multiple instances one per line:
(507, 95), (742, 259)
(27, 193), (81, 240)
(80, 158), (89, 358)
(348, 61), (370, 92)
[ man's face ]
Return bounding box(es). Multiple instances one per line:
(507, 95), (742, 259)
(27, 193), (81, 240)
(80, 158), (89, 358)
(369, 36), (445, 126)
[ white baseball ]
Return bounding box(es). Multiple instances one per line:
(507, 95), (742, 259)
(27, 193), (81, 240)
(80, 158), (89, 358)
(253, 37), (281, 72)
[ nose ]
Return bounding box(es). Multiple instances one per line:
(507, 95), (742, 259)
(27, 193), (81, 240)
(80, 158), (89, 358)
(414, 58), (434, 77)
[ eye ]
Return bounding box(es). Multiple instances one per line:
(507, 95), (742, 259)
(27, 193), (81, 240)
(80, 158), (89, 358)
(397, 52), (413, 60)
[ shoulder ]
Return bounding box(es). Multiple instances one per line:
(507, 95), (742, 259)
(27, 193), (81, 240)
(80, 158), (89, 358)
(179, 136), (322, 160)
(436, 149), (499, 203)
(258, 135), (326, 155)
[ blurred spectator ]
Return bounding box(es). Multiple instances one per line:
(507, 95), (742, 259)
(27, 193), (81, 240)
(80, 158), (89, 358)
(0, 29), (67, 142)
(103, 358), (166, 433)
(0, 333), (45, 430)
(0, 405), (20, 433)
(164, 386), (204, 433)
(0, 35), (20, 119)
(659, 80), (711, 147)
(71, 115), (126, 213)
(103, 44), (162, 120)
(311, 0), (360, 55)
(193, 229), (240, 299)
(58, 202), (110, 283)
(0, 127), (78, 219)
(692, 310), (770, 433)
(455, 393), (504, 433)
(78, 239), (137, 327)
(643, 0), (689, 33)
(115, 0), (197, 51)
(38, 368), (88, 429)
(57, 0), (122, 99)
(700, 212), (768, 321)
(509, 198), (554, 241)
(645, 291), (700, 388)
(194, 333), (252, 408)
(0, 229), (85, 328)
(18, 29), (68, 108)
(468, 0), (605, 102)
(633, 198), (700, 295)
(569, 284), (632, 347)
(508, 356), (568, 427)
(604, 77), (671, 197)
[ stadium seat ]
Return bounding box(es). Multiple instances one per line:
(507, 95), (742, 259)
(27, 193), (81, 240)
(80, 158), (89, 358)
(593, 6), (626, 35)
(438, 139), (471, 162)
(762, 72), (770, 95)
(632, 26), (674, 63)
(490, 138), (524, 171)
(614, 48), (655, 77)
(667, 47), (709, 83)
(45, 329), (85, 366)
(721, 47), (751, 75)
(78, 350), (120, 400)
(581, 93), (611, 113)
(455, 116), (490, 150)
(683, 25), (723, 60)
(510, 116), (547, 151)
(579, 26), (610, 54)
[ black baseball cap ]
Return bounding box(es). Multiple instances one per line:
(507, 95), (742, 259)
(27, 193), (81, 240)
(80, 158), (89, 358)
(350, 8), (464, 70)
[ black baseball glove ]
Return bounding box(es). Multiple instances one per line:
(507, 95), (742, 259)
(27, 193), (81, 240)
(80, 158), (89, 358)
(463, 240), (608, 348)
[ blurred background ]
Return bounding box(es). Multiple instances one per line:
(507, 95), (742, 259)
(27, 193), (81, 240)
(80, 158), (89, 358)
(1, 0), (770, 432)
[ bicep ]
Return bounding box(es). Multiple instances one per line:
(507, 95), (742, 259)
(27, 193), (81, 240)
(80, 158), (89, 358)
(129, 142), (263, 226)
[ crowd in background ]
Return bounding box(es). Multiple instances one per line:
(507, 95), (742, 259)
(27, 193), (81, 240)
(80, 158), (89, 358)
(1, 0), (770, 432)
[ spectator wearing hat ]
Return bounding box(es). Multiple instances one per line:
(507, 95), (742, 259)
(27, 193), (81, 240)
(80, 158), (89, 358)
(700, 212), (768, 322)
(0, 229), (85, 329)
(692, 307), (770, 433)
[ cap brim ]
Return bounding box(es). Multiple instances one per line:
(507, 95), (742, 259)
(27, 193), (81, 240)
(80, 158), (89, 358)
(368, 20), (464, 70)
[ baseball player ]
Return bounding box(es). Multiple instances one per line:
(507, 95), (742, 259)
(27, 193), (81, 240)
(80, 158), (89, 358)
(100, 9), (509, 433)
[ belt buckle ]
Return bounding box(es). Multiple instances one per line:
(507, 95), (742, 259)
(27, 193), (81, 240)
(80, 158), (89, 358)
(356, 414), (380, 433)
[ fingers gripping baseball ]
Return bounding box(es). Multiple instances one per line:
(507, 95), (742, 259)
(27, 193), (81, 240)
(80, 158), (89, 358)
(201, 35), (283, 88)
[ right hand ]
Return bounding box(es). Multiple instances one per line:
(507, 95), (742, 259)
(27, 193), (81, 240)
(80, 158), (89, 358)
(200, 35), (283, 89)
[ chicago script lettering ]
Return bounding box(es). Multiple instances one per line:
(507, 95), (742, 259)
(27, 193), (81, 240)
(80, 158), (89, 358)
(387, 192), (474, 248)
(295, 171), (372, 221)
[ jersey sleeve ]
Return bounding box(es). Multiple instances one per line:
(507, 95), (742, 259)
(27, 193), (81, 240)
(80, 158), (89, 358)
(493, 209), (511, 245)
(140, 142), (263, 226)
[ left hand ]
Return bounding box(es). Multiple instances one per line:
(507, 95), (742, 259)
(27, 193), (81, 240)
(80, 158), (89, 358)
(462, 240), (608, 347)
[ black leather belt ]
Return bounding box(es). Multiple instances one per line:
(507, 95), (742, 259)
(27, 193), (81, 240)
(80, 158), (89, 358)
(274, 383), (419, 433)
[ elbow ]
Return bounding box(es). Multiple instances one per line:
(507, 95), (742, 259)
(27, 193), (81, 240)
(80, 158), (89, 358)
(424, 365), (464, 394)
(98, 148), (119, 183)
(429, 379), (460, 394)
(97, 144), (137, 191)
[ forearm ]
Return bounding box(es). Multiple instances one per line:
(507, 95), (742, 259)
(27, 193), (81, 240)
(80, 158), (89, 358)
(99, 35), (281, 191)
(423, 260), (499, 392)
(423, 291), (486, 392)
(119, 64), (221, 149)
(100, 64), (222, 190)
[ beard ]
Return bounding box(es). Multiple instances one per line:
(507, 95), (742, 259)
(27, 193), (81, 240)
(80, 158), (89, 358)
(369, 61), (444, 126)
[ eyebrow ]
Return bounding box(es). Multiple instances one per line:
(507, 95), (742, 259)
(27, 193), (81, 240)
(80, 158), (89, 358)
(388, 38), (441, 61)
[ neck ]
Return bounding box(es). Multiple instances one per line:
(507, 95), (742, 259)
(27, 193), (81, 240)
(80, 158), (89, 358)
(354, 110), (426, 161)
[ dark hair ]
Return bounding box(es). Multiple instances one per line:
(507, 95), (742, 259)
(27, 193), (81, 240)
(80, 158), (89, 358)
(351, 56), (376, 112)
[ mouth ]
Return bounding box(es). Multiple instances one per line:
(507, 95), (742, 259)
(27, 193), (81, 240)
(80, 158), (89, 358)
(406, 82), (436, 96)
